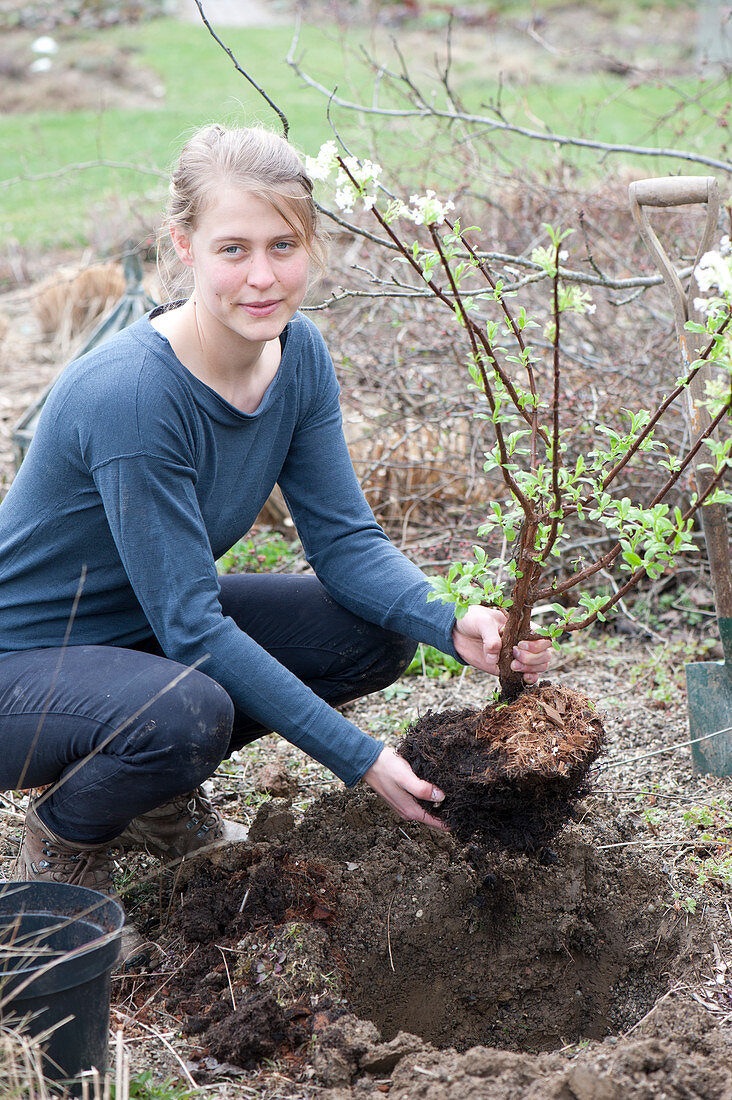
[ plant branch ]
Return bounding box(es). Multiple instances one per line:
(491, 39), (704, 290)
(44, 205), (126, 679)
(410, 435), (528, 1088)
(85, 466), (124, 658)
(498, 519), (541, 698)
(333, 156), (541, 474)
(315, 201), (693, 294)
(286, 57), (732, 173)
(600, 312), (732, 493)
(561, 456), (732, 633)
(448, 219), (542, 417)
(534, 389), (732, 603)
(427, 225), (530, 511)
(193, 0), (290, 138)
(541, 247), (564, 563)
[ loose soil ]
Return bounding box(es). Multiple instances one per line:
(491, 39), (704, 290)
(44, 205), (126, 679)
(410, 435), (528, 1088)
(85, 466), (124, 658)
(127, 782), (731, 1098)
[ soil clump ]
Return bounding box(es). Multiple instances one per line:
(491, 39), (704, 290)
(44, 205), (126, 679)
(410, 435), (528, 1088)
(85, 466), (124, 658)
(399, 683), (605, 850)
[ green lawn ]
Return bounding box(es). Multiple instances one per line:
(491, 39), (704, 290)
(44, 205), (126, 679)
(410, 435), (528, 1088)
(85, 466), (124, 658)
(1, 13), (729, 250)
(0, 19), (348, 248)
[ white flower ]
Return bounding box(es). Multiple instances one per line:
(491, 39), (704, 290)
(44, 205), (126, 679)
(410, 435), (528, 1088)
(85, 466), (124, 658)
(31, 36), (58, 54)
(305, 161), (331, 183)
(558, 250), (569, 262)
(29, 57), (52, 73)
(304, 141), (339, 182)
(304, 145), (384, 215)
(334, 187), (354, 214)
(335, 166), (352, 190)
(695, 247), (732, 297)
(332, 156), (382, 213)
(404, 189), (455, 227)
(337, 156), (381, 190)
(358, 159), (382, 186)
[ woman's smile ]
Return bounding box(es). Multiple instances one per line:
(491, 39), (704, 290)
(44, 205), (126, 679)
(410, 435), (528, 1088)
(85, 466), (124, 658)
(238, 299), (283, 316)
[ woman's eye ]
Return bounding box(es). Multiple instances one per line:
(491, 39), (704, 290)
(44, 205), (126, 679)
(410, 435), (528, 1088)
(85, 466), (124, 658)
(273, 241), (294, 252)
(223, 245), (242, 255)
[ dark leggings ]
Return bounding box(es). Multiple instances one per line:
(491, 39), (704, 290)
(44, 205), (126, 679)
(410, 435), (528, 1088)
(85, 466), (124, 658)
(0, 575), (416, 844)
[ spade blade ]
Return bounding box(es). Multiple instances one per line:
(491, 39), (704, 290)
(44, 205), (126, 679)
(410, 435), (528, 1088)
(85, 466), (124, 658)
(686, 619), (732, 777)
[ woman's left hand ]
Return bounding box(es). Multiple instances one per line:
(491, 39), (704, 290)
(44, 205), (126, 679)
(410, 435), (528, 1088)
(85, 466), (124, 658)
(362, 746), (448, 832)
(452, 605), (553, 683)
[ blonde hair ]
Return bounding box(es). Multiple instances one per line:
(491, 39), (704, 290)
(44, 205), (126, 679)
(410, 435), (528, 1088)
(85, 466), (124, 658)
(158, 124), (328, 296)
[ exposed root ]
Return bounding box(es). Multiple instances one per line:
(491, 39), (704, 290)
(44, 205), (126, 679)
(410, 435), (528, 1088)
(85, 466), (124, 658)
(398, 682), (606, 850)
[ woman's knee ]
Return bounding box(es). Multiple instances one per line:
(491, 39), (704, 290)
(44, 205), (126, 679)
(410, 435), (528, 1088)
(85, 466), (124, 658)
(127, 668), (234, 778)
(334, 624), (417, 700)
(368, 629), (418, 690)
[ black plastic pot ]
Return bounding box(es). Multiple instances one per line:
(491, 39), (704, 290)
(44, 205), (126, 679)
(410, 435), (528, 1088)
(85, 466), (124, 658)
(0, 881), (123, 1090)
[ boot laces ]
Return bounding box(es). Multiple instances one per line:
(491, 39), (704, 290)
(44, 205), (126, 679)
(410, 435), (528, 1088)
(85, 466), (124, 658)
(38, 835), (117, 889)
(181, 788), (221, 837)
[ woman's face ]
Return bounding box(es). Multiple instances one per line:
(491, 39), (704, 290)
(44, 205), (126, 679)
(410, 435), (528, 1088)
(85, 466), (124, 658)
(171, 186), (311, 346)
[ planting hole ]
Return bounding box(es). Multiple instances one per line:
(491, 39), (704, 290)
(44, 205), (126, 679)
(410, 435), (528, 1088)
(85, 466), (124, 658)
(166, 793), (699, 1065)
(317, 800), (691, 1055)
(342, 850), (675, 1053)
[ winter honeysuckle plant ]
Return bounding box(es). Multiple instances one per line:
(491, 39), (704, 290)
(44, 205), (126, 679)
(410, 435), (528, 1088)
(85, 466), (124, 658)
(307, 144), (732, 700)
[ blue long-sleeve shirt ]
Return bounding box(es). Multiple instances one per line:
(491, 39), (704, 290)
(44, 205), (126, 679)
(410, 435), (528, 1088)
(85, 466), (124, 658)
(0, 310), (459, 786)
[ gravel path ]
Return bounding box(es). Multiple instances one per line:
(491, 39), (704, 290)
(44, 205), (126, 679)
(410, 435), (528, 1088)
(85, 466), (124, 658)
(176, 0), (288, 27)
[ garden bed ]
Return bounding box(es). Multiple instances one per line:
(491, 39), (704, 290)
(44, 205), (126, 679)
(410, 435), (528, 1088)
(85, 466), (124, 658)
(96, 643), (732, 1099)
(159, 790), (715, 1066)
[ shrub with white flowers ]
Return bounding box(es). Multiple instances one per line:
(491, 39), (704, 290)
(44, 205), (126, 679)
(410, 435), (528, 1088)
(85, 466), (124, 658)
(307, 140), (732, 699)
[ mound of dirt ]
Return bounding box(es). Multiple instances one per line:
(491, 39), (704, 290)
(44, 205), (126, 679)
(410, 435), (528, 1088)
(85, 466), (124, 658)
(384, 995), (732, 1100)
(142, 787), (729, 1096)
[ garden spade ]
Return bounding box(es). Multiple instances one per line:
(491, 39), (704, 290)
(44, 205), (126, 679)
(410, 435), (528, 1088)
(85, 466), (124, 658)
(629, 176), (732, 776)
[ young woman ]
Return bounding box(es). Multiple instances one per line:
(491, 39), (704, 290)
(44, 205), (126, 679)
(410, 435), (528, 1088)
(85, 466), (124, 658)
(0, 125), (550, 959)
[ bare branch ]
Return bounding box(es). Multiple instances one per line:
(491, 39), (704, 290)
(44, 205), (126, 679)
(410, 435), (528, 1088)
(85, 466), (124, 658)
(0, 161), (167, 190)
(287, 55), (732, 174)
(316, 202), (692, 294)
(193, 0), (289, 138)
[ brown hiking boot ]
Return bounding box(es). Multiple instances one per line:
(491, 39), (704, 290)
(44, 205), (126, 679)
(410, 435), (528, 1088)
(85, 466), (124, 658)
(119, 787), (248, 864)
(14, 799), (149, 969)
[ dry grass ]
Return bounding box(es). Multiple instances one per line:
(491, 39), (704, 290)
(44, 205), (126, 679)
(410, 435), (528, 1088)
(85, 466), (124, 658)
(32, 263), (126, 342)
(0, 1023), (52, 1099)
(0, 1022), (131, 1099)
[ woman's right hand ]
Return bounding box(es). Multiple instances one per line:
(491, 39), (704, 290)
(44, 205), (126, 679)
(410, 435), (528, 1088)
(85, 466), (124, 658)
(362, 746), (448, 832)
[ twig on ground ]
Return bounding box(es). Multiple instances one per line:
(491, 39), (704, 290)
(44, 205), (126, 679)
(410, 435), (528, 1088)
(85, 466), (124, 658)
(218, 944), (237, 1010)
(112, 1009), (199, 1090)
(602, 725), (732, 770)
(386, 892), (396, 973)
